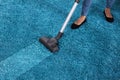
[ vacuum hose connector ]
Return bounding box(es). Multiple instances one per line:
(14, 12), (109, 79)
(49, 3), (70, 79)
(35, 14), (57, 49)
(75, 0), (80, 3)
(55, 32), (63, 40)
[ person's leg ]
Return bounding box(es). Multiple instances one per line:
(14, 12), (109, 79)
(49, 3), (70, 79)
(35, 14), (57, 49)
(71, 0), (92, 29)
(75, 0), (92, 24)
(81, 0), (92, 16)
(104, 0), (115, 22)
(106, 0), (115, 9)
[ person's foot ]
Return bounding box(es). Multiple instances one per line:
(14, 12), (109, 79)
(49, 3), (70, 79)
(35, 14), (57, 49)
(104, 8), (114, 22)
(71, 16), (86, 29)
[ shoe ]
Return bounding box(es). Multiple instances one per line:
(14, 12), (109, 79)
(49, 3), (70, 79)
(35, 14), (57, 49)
(103, 11), (114, 22)
(71, 19), (86, 29)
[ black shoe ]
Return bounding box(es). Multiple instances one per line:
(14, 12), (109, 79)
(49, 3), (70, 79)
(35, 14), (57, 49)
(103, 11), (114, 22)
(71, 19), (86, 29)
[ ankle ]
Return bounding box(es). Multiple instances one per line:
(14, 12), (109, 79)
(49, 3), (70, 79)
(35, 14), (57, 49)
(105, 8), (111, 13)
(105, 8), (110, 11)
(79, 16), (86, 20)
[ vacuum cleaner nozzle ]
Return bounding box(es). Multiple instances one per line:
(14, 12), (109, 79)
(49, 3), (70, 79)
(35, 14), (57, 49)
(39, 37), (59, 52)
(39, 0), (79, 52)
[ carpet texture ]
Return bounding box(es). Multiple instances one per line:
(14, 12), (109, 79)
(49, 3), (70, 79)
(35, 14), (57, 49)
(0, 0), (120, 80)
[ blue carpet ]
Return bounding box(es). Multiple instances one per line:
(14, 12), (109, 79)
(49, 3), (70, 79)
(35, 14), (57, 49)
(0, 0), (120, 80)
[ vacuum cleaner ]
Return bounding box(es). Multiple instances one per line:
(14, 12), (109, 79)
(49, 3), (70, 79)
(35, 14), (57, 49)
(39, 0), (80, 52)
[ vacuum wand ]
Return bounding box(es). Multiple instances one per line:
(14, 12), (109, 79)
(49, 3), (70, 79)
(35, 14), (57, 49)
(60, 1), (79, 33)
(56, 0), (79, 40)
(39, 0), (80, 52)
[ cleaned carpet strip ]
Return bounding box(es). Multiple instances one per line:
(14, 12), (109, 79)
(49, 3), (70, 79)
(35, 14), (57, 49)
(0, 42), (51, 80)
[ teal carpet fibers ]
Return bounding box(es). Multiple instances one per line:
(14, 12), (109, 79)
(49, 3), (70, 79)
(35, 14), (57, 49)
(0, 0), (120, 80)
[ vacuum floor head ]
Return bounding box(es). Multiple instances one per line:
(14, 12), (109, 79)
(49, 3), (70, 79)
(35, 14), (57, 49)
(39, 1), (79, 52)
(39, 37), (59, 52)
